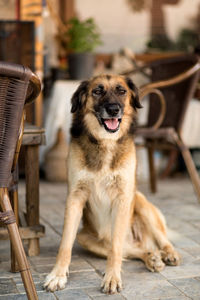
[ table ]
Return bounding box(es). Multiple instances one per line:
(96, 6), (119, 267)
(22, 123), (46, 256)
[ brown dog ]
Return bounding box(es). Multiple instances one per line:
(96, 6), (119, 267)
(44, 74), (180, 294)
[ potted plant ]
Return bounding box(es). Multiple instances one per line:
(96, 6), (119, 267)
(58, 17), (102, 79)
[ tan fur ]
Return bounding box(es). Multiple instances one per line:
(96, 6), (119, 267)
(44, 75), (180, 294)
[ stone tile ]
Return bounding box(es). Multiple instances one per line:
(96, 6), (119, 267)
(80, 254), (106, 276)
(29, 255), (56, 266)
(183, 246), (200, 259)
(174, 248), (196, 264)
(121, 279), (183, 299)
(66, 270), (101, 290)
(160, 260), (200, 280)
(84, 287), (127, 298)
(16, 282), (44, 294)
(195, 276), (200, 282)
(122, 267), (165, 282)
(35, 291), (57, 299)
(171, 235), (200, 249)
(179, 205), (200, 222)
(83, 287), (104, 297)
(170, 278), (200, 297)
(189, 234), (200, 245)
(0, 295), (27, 300)
(13, 274), (42, 285)
(165, 217), (200, 237)
(54, 288), (91, 300)
(192, 220), (200, 229)
(70, 257), (94, 272)
(92, 295), (125, 299)
(33, 264), (56, 274)
(34, 256), (94, 275)
(159, 297), (190, 300)
(0, 278), (18, 295)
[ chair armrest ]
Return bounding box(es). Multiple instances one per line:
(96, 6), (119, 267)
(139, 61), (200, 130)
(26, 71), (41, 104)
(139, 87), (166, 130)
(0, 61), (41, 104)
(140, 61), (200, 92)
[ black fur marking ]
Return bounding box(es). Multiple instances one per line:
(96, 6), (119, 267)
(126, 77), (143, 110)
(71, 80), (89, 113)
(106, 75), (111, 80)
(128, 118), (138, 136)
(70, 110), (85, 138)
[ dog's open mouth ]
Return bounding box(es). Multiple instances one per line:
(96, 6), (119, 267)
(101, 118), (121, 133)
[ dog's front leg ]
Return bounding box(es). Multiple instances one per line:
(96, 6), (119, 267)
(44, 186), (89, 292)
(101, 195), (133, 294)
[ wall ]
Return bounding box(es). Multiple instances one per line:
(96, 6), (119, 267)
(75, 0), (200, 53)
(0, 0), (16, 19)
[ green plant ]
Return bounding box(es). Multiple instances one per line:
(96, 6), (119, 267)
(62, 17), (102, 53)
(146, 34), (176, 51)
(176, 28), (200, 51)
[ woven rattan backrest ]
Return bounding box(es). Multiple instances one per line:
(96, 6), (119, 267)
(148, 54), (200, 132)
(0, 61), (32, 187)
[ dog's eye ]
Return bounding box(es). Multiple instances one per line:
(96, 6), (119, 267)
(115, 85), (126, 95)
(119, 89), (126, 95)
(92, 89), (103, 96)
(116, 88), (126, 95)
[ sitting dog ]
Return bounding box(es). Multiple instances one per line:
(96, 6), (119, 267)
(44, 74), (180, 294)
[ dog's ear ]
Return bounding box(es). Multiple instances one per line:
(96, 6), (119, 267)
(71, 80), (89, 113)
(126, 77), (143, 110)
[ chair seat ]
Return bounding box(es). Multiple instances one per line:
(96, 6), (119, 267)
(135, 126), (176, 141)
(23, 123), (45, 145)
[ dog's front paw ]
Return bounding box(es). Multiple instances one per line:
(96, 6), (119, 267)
(161, 247), (181, 266)
(44, 268), (68, 292)
(145, 251), (165, 272)
(101, 271), (122, 294)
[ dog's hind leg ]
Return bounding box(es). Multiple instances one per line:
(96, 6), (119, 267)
(77, 230), (108, 257)
(133, 191), (180, 267)
(125, 242), (165, 272)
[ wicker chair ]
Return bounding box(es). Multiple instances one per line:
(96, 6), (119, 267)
(0, 61), (40, 299)
(136, 54), (200, 203)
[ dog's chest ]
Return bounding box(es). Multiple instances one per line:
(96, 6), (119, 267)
(87, 173), (117, 240)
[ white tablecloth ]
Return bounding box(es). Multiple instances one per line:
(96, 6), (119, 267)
(40, 80), (80, 163)
(40, 80), (200, 163)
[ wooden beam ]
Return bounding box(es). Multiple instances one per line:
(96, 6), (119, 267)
(59, 0), (75, 24)
(0, 225), (45, 240)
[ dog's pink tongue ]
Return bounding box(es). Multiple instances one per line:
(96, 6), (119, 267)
(104, 118), (119, 130)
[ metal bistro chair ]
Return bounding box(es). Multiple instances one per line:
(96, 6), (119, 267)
(135, 54), (200, 203)
(0, 61), (40, 299)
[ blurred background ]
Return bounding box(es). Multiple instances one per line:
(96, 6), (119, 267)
(0, 0), (200, 182)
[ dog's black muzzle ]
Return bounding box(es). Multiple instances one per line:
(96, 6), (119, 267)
(96, 103), (123, 133)
(104, 103), (121, 117)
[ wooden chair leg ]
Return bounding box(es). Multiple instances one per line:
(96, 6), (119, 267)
(147, 146), (157, 193)
(9, 188), (19, 272)
(160, 149), (178, 179)
(176, 137), (200, 203)
(9, 167), (19, 272)
(25, 145), (40, 256)
(0, 188), (38, 300)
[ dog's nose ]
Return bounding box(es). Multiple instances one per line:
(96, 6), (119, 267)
(105, 104), (120, 116)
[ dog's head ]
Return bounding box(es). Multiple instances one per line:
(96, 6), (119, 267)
(71, 74), (142, 140)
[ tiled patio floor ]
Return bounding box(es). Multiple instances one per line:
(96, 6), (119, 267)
(0, 176), (200, 299)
